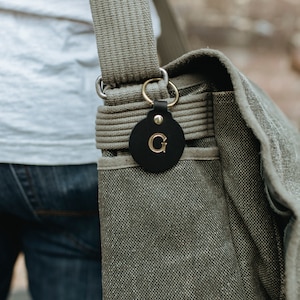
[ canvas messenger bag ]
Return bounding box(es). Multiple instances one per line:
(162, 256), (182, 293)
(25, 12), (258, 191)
(89, 0), (300, 299)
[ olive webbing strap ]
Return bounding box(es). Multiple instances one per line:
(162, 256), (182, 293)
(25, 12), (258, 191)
(89, 0), (161, 87)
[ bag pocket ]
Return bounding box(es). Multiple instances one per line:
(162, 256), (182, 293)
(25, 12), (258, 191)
(97, 146), (248, 299)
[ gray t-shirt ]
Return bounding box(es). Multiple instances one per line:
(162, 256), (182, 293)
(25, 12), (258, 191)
(0, 0), (160, 165)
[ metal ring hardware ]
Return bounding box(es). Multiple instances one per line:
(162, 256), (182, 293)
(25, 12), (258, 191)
(142, 76), (179, 108)
(95, 75), (107, 100)
(95, 68), (174, 103)
(159, 67), (169, 86)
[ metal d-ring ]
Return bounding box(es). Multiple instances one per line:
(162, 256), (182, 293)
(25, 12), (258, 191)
(96, 68), (175, 103)
(142, 69), (179, 108)
(95, 75), (107, 100)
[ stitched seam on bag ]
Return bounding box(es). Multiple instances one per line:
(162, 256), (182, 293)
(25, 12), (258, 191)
(97, 147), (220, 170)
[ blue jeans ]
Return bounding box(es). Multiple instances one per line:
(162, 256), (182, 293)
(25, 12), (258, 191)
(0, 164), (102, 300)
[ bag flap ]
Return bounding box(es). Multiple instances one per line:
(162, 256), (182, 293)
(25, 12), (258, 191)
(166, 49), (300, 299)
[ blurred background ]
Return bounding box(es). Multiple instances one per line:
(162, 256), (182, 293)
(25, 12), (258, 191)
(9, 0), (299, 299)
(161, 0), (300, 128)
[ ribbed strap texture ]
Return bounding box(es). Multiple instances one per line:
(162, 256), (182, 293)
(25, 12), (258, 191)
(96, 93), (214, 149)
(89, 0), (161, 86)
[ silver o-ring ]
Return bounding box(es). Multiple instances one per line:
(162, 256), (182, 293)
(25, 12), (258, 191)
(95, 75), (107, 100)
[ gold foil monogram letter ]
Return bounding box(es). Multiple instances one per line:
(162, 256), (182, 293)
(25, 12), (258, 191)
(148, 133), (168, 154)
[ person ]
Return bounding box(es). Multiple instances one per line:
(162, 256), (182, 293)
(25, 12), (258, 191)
(0, 0), (161, 299)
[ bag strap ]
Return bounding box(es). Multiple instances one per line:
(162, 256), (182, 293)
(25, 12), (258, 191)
(154, 0), (188, 65)
(89, 0), (162, 87)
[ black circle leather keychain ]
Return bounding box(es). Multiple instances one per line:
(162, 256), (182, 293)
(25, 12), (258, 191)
(129, 70), (185, 173)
